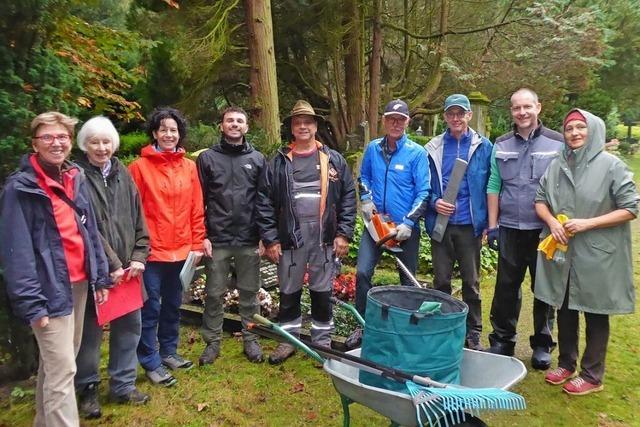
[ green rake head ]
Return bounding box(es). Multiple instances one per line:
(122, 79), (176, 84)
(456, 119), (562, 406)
(406, 381), (526, 427)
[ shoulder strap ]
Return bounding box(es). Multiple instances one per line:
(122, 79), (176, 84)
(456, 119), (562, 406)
(51, 187), (87, 224)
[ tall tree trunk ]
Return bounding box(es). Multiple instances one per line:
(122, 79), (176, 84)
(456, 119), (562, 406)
(412, 0), (448, 108)
(368, 0), (383, 138)
(244, 0), (280, 147)
(342, 0), (365, 145)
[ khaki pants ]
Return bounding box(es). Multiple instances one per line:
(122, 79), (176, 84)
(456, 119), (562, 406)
(32, 282), (88, 427)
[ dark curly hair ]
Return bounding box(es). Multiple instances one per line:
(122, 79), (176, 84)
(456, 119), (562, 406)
(147, 107), (188, 148)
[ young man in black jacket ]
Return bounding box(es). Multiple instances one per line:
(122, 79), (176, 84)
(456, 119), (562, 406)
(257, 100), (356, 364)
(196, 106), (267, 365)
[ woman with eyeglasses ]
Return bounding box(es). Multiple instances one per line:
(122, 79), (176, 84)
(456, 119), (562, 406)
(128, 107), (205, 387)
(0, 111), (111, 425)
(534, 109), (639, 395)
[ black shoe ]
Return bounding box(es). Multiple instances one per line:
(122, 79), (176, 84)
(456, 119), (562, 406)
(531, 346), (552, 370)
(268, 343), (296, 365)
(78, 382), (101, 419)
(109, 388), (150, 405)
(345, 328), (363, 350)
(465, 335), (484, 351)
(199, 343), (220, 366)
(243, 340), (264, 363)
(486, 341), (514, 356)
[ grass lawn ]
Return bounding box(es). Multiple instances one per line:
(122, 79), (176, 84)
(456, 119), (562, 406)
(2, 154), (640, 427)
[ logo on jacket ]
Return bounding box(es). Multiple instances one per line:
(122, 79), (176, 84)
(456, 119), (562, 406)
(328, 166), (339, 182)
(243, 164), (252, 169)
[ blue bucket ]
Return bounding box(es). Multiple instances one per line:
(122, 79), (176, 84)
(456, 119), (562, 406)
(359, 286), (468, 392)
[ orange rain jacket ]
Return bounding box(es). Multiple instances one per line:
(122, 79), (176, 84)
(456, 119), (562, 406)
(129, 145), (205, 262)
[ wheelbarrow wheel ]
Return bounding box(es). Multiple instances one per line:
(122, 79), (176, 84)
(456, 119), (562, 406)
(452, 414), (488, 426)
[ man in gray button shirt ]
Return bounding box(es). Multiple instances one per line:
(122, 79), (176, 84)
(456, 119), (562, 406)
(485, 88), (563, 369)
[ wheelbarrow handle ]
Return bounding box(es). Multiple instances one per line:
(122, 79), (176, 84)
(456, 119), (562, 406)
(250, 314), (324, 363)
(330, 297), (365, 326)
(302, 339), (446, 389)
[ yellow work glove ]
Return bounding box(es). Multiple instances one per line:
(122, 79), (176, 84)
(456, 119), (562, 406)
(538, 214), (572, 260)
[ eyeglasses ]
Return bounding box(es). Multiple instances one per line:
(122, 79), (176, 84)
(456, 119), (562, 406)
(444, 111), (469, 119)
(33, 134), (71, 143)
(384, 116), (407, 125)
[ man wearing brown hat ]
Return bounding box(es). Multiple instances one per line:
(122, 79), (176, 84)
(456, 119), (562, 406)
(257, 100), (356, 364)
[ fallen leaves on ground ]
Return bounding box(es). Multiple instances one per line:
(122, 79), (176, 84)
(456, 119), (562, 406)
(291, 382), (305, 393)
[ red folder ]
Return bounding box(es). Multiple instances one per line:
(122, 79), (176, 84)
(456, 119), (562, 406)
(96, 272), (144, 326)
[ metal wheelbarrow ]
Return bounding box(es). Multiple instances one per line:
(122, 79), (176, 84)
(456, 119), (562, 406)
(252, 311), (527, 427)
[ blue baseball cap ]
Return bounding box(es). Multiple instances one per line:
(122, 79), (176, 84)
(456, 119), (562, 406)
(383, 99), (410, 119)
(444, 94), (471, 112)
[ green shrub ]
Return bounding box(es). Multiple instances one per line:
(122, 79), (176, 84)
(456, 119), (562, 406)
(119, 131), (148, 157)
(346, 215), (497, 276)
(407, 133), (432, 146)
(186, 123), (220, 153)
(618, 140), (638, 156)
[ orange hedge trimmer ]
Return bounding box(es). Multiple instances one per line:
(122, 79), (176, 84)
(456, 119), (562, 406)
(364, 211), (424, 288)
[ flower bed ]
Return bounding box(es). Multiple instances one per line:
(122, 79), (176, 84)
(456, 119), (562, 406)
(185, 271), (360, 337)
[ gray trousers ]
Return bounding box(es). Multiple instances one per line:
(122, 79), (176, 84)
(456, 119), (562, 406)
(201, 246), (261, 345)
(431, 224), (482, 339)
(277, 220), (335, 346)
(557, 284), (609, 385)
(75, 291), (142, 396)
(33, 281), (87, 427)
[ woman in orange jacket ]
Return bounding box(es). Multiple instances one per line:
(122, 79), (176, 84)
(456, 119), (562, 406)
(129, 107), (205, 387)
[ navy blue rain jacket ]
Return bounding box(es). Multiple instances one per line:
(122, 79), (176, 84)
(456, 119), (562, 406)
(0, 155), (111, 324)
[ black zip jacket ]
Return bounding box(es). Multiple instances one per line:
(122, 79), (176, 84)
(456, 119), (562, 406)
(256, 142), (356, 249)
(196, 138), (267, 246)
(75, 155), (149, 272)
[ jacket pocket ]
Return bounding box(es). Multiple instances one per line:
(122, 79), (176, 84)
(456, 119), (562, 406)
(495, 151), (519, 181)
(586, 232), (616, 254)
(531, 152), (558, 180)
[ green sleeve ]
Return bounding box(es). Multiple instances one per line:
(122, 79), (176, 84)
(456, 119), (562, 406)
(486, 144), (502, 194)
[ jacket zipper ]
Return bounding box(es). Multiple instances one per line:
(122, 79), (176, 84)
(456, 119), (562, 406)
(283, 153), (300, 248)
(382, 146), (395, 214)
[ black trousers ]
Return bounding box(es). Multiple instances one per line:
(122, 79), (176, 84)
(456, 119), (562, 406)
(557, 284), (609, 385)
(431, 225), (482, 340)
(488, 227), (556, 350)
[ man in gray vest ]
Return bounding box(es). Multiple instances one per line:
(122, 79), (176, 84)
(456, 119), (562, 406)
(485, 88), (563, 369)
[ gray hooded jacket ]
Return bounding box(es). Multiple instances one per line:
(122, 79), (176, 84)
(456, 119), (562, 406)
(534, 109), (639, 314)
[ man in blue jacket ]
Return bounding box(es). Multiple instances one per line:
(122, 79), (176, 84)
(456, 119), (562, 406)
(346, 99), (430, 349)
(424, 94), (492, 351)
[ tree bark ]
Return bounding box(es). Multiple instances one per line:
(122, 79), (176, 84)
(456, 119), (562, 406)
(244, 0), (281, 148)
(412, 0), (448, 108)
(342, 0), (365, 145)
(368, 0), (383, 138)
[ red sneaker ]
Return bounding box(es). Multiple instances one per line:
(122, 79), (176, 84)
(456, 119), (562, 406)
(545, 367), (576, 385)
(562, 376), (604, 395)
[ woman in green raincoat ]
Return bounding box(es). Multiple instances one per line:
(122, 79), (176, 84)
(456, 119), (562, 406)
(534, 109), (639, 396)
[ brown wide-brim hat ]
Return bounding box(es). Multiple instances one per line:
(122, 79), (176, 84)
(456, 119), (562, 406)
(283, 99), (325, 125)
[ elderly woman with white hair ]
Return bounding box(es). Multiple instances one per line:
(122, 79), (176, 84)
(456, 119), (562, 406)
(74, 116), (151, 418)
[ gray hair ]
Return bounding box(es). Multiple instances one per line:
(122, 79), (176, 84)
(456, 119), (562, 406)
(76, 116), (120, 152)
(511, 88), (539, 104)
